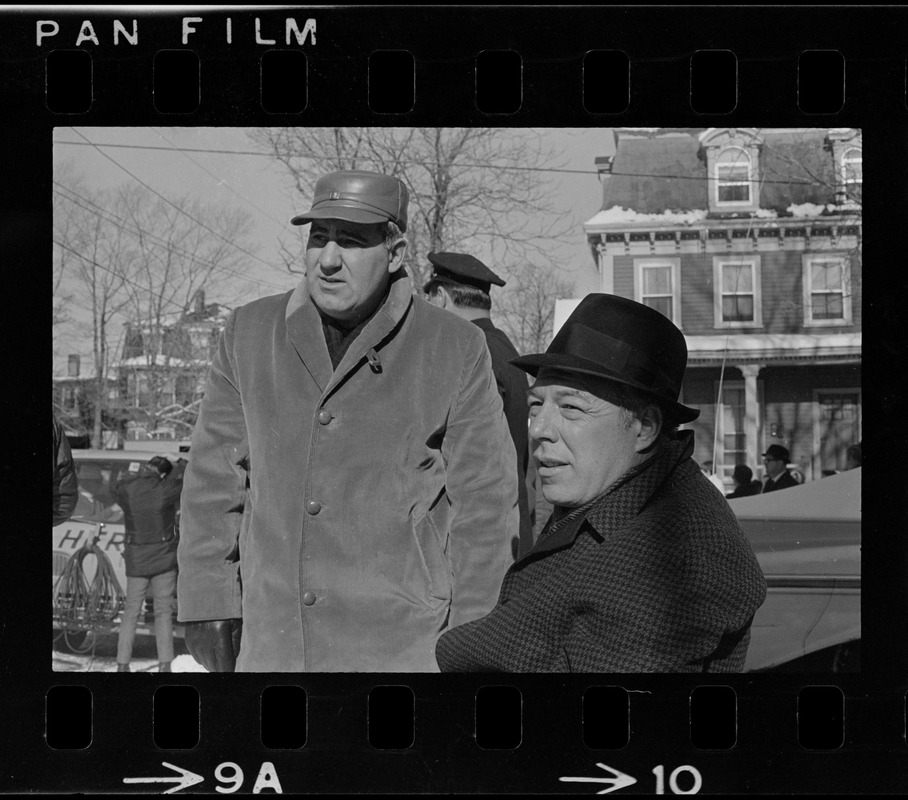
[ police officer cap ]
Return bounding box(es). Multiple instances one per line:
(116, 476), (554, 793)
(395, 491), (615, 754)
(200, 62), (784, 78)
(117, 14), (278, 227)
(427, 252), (506, 293)
(291, 170), (409, 232)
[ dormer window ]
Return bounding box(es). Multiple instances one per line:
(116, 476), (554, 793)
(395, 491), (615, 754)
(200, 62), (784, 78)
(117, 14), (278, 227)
(700, 128), (763, 213)
(827, 129), (862, 206)
(841, 147), (862, 202)
(716, 148), (753, 205)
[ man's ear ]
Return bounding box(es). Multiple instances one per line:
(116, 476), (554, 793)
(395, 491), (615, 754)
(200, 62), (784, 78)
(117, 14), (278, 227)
(635, 404), (663, 453)
(387, 238), (408, 274)
(428, 286), (449, 309)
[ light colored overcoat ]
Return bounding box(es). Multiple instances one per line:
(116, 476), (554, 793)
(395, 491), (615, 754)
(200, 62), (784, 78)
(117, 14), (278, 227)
(178, 273), (519, 671)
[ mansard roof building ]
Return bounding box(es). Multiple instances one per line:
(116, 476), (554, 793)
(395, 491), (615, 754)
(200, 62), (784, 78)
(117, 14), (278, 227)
(581, 127), (861, 487)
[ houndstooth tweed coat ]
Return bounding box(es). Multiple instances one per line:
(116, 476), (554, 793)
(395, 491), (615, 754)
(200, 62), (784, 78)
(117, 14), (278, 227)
(435, 430), (767, 673)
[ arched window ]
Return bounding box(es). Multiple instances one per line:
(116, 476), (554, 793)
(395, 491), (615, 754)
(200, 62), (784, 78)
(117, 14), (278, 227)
(841, 147), (862, 202)
(715, 148), (752, 205)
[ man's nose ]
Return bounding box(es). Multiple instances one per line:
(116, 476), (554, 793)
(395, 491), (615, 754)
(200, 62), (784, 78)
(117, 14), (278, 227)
(529, 405), (556, 442)
(318, 241), (342, 270)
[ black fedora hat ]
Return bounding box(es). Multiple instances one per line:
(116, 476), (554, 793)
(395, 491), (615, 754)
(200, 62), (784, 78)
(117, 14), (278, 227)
(511, 293), (700, 423)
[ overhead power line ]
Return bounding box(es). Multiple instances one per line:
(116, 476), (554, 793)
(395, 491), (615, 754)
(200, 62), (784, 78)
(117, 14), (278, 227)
(68, 128), (286, 276)
(150, 127), (290, 232)
(55, 137), (827, 187)
(55, 181), (293, 293)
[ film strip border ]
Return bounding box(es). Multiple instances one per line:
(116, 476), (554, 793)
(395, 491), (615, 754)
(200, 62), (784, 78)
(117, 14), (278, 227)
(0, 8), (905, 122)
(28, 676), (908, 793)
(39, 47), (856, 117)
(4, 4), (908, 794)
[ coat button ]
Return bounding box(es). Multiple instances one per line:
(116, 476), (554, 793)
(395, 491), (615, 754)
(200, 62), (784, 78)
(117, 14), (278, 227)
(306, 500), (321, 515)
(317, 409), (333, 425)
(302, 592), (316, 606)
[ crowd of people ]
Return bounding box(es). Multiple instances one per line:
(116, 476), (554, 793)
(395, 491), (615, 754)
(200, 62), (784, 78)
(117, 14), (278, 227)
(54, 167), (861, 675)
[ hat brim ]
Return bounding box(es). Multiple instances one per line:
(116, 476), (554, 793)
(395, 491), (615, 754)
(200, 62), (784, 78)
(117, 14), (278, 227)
(291, 206), (399, 228)
(511, 352), (701, 424)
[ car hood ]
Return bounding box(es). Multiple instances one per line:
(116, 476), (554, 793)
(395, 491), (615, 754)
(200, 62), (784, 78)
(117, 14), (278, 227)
(730, 468), (861, 576)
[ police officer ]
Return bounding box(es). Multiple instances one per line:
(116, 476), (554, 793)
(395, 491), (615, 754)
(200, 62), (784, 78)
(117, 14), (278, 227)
(424, 252), (534, 558)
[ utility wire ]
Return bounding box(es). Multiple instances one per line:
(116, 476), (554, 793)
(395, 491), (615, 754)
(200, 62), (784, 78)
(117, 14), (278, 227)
(54, 137), (832, 188)
(150, 127), (290, 232)
(68, 128), (285, 275)
(55, 181), (293, 293)
(54, 237), (228, 319)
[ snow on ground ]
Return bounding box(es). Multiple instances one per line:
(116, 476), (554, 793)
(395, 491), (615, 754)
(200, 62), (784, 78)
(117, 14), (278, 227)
(52, 632), (208, 673)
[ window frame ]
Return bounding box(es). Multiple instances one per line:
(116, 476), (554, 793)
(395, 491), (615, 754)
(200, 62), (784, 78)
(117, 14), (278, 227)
(712, 255), (762, 329)
(802, 254), (852, 327)
(714, 147), (754, 208)
(840, 146), (862, 202)
(634, 257), (682, 327)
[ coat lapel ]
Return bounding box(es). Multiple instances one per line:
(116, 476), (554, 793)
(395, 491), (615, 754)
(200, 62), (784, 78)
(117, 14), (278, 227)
(324, 272), (413, 397)
(286, 282), (334, 393)
(285, 272), (415, 400)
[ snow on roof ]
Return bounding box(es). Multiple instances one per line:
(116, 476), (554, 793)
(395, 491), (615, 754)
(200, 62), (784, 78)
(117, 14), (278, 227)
(116, 355), (201, 368)
(585, 206), (709, 227)
(597, 129), (842, 216)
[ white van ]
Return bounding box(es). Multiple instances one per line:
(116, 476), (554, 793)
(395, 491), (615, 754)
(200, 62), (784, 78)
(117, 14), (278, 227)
(53, 449), (187, 647)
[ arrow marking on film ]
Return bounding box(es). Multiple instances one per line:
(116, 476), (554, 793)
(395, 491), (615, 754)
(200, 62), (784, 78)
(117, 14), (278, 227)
(123, 762), (204, 794)
(559, 762), (638, 795)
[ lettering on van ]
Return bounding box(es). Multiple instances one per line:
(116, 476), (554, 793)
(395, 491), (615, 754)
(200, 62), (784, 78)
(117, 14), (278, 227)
(55, 525), (125, 552)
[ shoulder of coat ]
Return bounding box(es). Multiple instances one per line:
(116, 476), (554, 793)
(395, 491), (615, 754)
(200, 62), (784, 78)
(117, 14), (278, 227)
(412, 294), (486, 350)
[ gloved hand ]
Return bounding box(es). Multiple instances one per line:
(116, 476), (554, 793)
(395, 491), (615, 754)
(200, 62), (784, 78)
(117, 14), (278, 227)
(184, 619), (242, 672)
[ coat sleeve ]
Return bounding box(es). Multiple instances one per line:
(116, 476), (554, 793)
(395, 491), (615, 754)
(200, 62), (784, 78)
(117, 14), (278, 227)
(443, 338), (519, 629)
(177, 311), (248, 622)
(53, 417), (78, 526)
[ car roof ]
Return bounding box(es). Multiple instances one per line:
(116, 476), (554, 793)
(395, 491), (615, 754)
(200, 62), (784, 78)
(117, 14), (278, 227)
(72, 449), (182, 461)
(729, 467), (860, 522)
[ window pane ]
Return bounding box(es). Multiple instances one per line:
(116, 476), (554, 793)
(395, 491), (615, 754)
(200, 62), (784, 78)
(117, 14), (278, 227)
(724, 433), (746, 451)
(843, 148), (862, 183)
(718, 183), (749, 202)
(723, 295), (753, 322)
(722, 264), (752, 292)
(643, 266), (671, 294)
(644, 296), (672, 319)
(814, 293), (843, 319)
(718, 163), (749, 181)
(812, 261), (842, 291)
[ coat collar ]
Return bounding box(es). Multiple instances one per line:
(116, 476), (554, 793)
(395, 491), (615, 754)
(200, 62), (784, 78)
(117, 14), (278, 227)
(525, 429), (697, 559)
(285, 271), (414, 394)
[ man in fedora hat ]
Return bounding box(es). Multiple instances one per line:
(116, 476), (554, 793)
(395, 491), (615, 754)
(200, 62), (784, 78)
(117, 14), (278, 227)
(178, 170), (519, 672)
(761, 444), (799, 493)
(424, 252), (534, 559)
(436, 293), (766, 673)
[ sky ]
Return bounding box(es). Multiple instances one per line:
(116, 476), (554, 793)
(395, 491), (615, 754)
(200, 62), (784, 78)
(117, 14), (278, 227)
(52, 126), (615, 374)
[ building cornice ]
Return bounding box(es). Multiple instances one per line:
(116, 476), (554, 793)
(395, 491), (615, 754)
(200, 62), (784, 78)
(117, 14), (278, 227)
(685, 332), (862, 367)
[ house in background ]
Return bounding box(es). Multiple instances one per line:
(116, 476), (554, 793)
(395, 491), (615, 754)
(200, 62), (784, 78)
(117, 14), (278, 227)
(571, 127), (861, 488)
(54, 290), (230, 448)
(113, 290), (229, 442)
(52, 354), (119, 448)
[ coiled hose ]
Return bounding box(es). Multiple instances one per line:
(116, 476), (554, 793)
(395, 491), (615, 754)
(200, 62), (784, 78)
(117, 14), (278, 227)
(53, 533), (125, 655)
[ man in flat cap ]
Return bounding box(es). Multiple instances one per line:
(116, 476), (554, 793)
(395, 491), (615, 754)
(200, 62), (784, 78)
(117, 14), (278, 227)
(178, 170), (519, 672)
(760, 444), (799, 493)
(436, 293), (766, 673)
(424, 252), (533, 559)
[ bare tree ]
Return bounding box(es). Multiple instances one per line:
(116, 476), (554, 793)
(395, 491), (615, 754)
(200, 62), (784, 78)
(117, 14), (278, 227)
(54, 180), (136, 448)
(250, 127), (574, 286)
(55, 174), (258, 444)
(113, 184), (257, 435)
(493, 261), (574, 355)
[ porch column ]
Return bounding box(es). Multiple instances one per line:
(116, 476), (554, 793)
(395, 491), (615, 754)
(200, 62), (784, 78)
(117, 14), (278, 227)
(596, 242), (614, 294)
(740, 364), (763, 472)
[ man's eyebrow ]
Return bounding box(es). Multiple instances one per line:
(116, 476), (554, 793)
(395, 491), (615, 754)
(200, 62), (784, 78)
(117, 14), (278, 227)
(527, 385), (590, 399)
